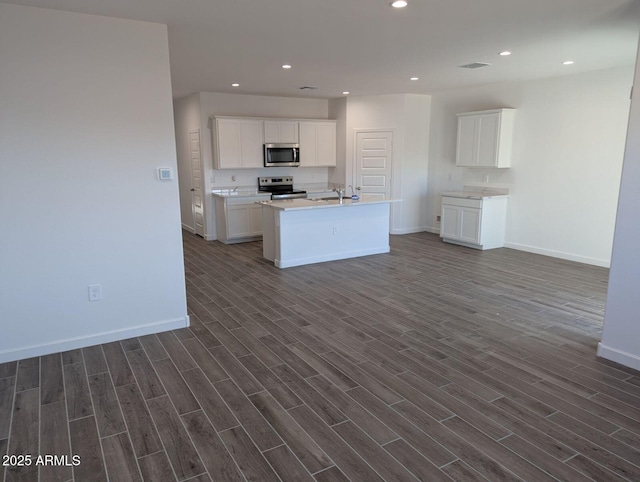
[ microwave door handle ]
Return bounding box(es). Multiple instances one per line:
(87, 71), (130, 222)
(293, 148), (298, 164)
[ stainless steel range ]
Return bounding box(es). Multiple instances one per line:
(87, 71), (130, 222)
(258, 177), (307, 200)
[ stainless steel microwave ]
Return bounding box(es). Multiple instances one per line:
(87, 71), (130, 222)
(264, 143), (300, 167)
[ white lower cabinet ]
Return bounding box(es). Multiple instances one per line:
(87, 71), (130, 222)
(214, 195), (270, 244)
(440, 196), (508, 250)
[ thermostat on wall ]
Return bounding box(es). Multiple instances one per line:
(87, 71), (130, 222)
(157, 167), (173, 181)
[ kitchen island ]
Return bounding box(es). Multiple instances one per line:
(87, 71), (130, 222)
(261, 198), (399, 268)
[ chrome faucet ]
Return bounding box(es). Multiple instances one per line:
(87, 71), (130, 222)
(333, 186), (345, 204)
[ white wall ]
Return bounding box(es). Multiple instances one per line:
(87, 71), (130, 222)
(0, 4), (188, 362)
(599, 48), (640, 370)
(197, 92), (330, 239)
(174, 93), (203, 232)
(427, 66), (633, 266)
(345, 94), (431, 234)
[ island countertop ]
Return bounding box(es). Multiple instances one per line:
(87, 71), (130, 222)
(260, 198), (401, 211)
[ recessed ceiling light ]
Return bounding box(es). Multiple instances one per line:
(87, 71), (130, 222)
(410, 77), (419, 81)
(499, 51), (512, 56)
(231, 83), (239, 87)
(342, 91), (350, 95)
(563, 60), (575, 65)
(282, 64), (292, 69)
(390, 0), (408, 7)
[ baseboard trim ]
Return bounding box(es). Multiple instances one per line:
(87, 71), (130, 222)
(504, 242), (610, 268)
(390, 227), (428, 235)
(0, 316), (190, 363)
(424, 226), (440, 235)
(204, 234), (217, 241)
(275, 246), (390, 268)
(597, 342), (640, 371)
(182, 224), (195, 234)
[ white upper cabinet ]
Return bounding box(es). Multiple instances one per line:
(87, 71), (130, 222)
(264, 120), (299, 143)
(214, 117), (264, 169)
(299, 120), (337, 167)
(455, 109), (515, 168)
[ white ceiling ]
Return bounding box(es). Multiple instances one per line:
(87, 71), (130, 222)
(5, 0), (640, 99)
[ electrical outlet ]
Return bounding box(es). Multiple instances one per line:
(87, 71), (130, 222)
(437, 215), (441, 222)
(88, 284), (102, 302)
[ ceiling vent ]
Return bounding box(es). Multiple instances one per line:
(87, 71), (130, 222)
(299, 86), (318, 90)
(459, 62), (492, 69)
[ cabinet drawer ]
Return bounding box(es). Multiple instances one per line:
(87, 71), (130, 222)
(441, 196), (482, 209)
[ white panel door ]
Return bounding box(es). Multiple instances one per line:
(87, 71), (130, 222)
(189, 130), (204, 237)
(355, 131), (393, 202)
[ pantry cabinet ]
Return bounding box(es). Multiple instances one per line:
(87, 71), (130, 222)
(264, 120), (299, 143)
(214, 117), (264, 169)
(299, 120), (337, 167)
(440, 195), (508, 250)
(456, 109), (515, 168)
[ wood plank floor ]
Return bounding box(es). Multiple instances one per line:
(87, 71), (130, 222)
(2, 231), (640, 481)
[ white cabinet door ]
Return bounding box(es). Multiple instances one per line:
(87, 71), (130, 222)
(216, 196), (268, 243)
(299, 122), (318, 166)
(227, 205), (251, 238)
(456, 116), (477, 167)
(317, 122), (337, 167)
(240, 120), (264, 168)
(441, 205), (460, 238)
(456, 109), (514, 168)
(215, 118), (264, 169)
(299, 121), (337, 167)
(264, 120), (299, 143)
(249, 204), (263, 236)
(226, 202), (264, 238)
(476, 113), (499, 168)
(459, 208), (481, 243)
(440, 205), (480, 243)
(216, 118), (242, 169)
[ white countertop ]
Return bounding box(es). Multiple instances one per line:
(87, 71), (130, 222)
(441, 186), (510, 200)
(260, 198), (401, 211)
(212, 188), (269, 198)
(212, 184), (338, 198)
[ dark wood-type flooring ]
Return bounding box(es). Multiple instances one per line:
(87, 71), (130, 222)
(2, 232), (640, 481)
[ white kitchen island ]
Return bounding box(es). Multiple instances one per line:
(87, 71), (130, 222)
(261, 198), (399, 268)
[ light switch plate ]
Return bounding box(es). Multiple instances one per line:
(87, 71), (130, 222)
(158, 167), (173, 181)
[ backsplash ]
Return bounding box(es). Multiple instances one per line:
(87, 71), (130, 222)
(210, 166), (330, 189)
